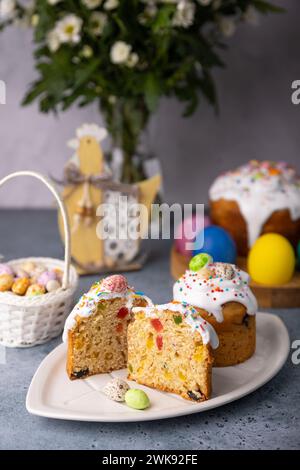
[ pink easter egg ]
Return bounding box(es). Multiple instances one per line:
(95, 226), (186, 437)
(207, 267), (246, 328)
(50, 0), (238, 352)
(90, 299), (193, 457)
(175, 214), (211, 256)
(37, 270), (57, 287)
(0, 263), (14, 276)
(101, 275), (128, 294)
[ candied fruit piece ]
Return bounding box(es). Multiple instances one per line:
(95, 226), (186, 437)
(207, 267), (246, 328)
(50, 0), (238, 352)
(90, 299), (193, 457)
(151, 318), (163, 332)
(193, 346), (204, 362)
(156, 335), (163, 350)
(164, 370), (172, 380)
(146, 334), (154, 349)
(173, 314), (182, 325)
(178, 371), (186, 382)
(117, 307), (129, 319)
(116, 323), (123, 333)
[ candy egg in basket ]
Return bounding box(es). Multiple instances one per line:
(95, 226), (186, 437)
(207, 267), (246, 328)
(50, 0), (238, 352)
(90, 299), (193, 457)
(0, 171), (78, 347)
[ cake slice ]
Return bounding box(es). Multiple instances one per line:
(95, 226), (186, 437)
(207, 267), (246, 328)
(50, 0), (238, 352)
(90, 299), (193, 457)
(63, 275), (152, 380)
(128, 301), (219, 401)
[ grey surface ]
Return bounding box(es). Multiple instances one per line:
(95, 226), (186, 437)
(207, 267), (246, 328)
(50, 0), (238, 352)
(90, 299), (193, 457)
(0, 210), (299, 450)
(1, 1), (300, 208)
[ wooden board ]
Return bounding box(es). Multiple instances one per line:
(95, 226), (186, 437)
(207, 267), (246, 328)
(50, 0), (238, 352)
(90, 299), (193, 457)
(170, 245), (300, 309)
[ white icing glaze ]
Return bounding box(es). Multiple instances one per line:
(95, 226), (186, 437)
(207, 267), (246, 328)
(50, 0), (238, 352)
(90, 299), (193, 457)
(62, 285), (152, 343)
(173, 264), (257, 322)
(209, 160), (300, 247)
(132, 302), (219, 349)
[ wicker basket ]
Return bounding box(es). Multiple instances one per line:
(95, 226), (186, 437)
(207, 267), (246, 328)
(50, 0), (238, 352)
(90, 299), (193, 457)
(0, 171), (78, 347)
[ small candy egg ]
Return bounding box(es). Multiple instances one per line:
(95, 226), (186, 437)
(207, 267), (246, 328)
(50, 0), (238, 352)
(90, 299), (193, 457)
(14, 268), (29, 279)
(213, 262), (235, 280)
(33, 265), (47, 277)
(193, 225), (237, 264)
(175, 214), (211, 256)
(37, 270), (57, 287)
(26, 283), (46, 297)
(0, 263), (14, 276)
(12, 277), (31, 296)
(0, 274), (14, 292)
(101, 275), (128, 294)
(125, 389), (150, 410)
(53, 268), (63, 282)
(189, 253), (213, 272)
(248, 233), (296, 285)
(46, 279), (61, 293)
(103, 378), (130, 402)
(21, 261), (37, 273)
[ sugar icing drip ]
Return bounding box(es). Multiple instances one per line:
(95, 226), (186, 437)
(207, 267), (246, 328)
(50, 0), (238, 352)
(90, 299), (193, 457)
(132, 302), (219, 349)
(62, 283), (152, 343)
(173, 263), (257, 322)
(209, 160), (300, 247)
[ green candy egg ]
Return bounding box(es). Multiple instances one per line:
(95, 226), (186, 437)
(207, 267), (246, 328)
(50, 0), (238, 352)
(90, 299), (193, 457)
(189, 253), (213, 272)
(125, 389), (150, 410)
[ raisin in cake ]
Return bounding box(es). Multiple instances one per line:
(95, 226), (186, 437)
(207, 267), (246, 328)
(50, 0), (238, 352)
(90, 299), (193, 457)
(63, 275), (152, 379)
(128, 302), (219, 402)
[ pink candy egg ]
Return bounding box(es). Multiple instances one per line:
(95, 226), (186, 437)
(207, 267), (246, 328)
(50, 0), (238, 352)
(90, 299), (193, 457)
(0, 263), (14, 276)
(37, 270), (57, 287)
(101, 275), (128, 293)
(175, 214), (211, 256)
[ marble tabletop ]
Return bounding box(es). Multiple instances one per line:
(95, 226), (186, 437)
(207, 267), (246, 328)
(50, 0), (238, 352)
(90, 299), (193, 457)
(0, 210), (299, 450)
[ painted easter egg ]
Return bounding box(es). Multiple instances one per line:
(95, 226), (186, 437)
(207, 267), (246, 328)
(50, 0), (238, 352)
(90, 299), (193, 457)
(175, 214), (211, 256)
(193, 225), (237, 264)
(248, 233), (295, 285)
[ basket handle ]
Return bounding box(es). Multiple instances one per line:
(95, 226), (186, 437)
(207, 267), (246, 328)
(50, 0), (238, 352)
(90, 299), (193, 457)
(0, 171), (71, 289)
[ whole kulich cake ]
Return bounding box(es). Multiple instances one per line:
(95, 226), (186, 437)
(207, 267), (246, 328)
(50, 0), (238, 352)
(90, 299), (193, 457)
(63, 275), (152, 379)
(173, 254), (257, 367)
(128, 302), (219, 401)
(209, 160), (300, 255)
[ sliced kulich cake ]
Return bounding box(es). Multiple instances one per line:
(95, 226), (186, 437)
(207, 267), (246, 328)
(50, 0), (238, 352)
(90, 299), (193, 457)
(128, 302), (219, 402)
(63, 275), (152, 380)
(173, 254), (258, 367)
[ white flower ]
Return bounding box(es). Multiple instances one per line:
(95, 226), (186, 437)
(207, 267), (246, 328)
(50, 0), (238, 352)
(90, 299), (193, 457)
(47, 0), (63, 5)
(218, 16), (236, 37)
(82, 0), (102, 9)
(47, 29), (61, 52)
(172, 1), (195, 29)
(31, 14), (39, 27)
(55, 14), (83, 45)
(104, 0), (118, 10)
(81, 45), (94, 58)
(0, 0), (16, 20)
(110, 41), (132, 64)
(90, 11), (107, 36)
(243, 6), (259, 26)
(126, 52), (139, 68)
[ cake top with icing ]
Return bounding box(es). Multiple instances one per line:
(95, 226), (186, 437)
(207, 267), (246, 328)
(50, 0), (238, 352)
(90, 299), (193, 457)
(173, 254), (257, 322)
(132, 301), (219, 349)
(209, 160), (300, 200)
(63, 275), (151, 342)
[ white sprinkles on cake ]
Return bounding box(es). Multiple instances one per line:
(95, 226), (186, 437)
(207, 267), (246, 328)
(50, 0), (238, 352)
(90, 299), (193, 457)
(209, 160), (300, 247)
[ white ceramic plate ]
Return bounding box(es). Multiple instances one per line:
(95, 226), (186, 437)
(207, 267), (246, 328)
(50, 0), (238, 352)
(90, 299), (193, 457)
(26, 313), (290, 422)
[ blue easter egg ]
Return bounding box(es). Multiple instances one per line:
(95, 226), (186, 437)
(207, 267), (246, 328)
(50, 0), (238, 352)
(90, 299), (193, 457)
(193, 225), (237, 264)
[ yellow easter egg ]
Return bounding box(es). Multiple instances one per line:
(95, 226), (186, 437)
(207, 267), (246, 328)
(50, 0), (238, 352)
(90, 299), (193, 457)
(248, 233), (295, 285)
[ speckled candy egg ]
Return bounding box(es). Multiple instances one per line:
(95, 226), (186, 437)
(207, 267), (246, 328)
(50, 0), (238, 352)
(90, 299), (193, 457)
(0, 263), (14, 276)
(175, 214), (211, 256)
(248, 233), (295, 285)
(46, 279), (61, 293)
(103, 378), (130, 402)
(26, 284), (46, 297)
(37, 270), (57, 287)
(0, 274), (14, 292)
(193, 225), (237, 264)
(101, 275), (128, 294)
(12, 277), (31, 296)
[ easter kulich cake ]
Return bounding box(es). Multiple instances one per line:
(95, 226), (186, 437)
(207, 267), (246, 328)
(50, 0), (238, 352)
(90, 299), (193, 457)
(128, 302), (219, 402)
(173, 255), (258, 367)
(63, 275), (152, 380)
(209, 160), (300, 255)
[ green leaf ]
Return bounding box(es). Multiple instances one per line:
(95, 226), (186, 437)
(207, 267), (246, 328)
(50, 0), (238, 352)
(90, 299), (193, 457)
(144, 74), (161, 112)
(253, 1), (286, 14)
